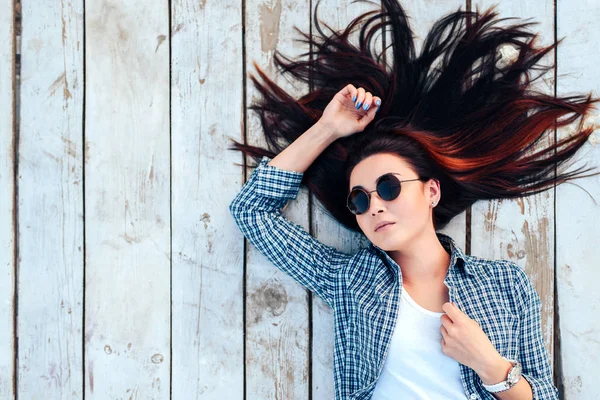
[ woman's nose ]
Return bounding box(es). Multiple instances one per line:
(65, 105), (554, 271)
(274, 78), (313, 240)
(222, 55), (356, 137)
(369, 192), (387, 214)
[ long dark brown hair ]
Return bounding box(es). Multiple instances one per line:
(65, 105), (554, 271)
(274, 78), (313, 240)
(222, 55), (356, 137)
(228, 0), (599, 232)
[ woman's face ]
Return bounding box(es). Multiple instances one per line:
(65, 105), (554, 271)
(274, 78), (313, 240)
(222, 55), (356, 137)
(349, 153), (439, 251)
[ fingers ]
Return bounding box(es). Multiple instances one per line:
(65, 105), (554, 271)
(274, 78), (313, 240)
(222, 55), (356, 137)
(355, 87), (366, 109)
(358, 101), (378, 129)
(362, 92), (373, 111)
(340, 84), (357, 102)
(354, 88), (381, 112)
(340, 84), (382, 114)
(373, 96), (382, 112)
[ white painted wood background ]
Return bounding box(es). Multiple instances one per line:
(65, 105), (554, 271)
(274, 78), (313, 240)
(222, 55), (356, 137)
(0, 0), (598, 398)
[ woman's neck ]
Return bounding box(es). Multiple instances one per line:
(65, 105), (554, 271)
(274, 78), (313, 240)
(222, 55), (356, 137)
(387, 231), (451, 286)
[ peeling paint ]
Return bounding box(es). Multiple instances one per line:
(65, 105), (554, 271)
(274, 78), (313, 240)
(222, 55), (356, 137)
(258, 1), (282, 54)
(155, 34), (166, 53)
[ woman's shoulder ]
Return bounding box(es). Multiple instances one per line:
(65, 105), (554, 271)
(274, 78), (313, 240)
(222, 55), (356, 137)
(464, 254), (534, 299)
(464, 253), (520, 274)
(465, 254), (528, 284)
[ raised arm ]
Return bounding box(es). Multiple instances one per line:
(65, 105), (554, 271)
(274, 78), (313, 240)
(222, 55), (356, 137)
(266, 84), (381, 173)
(229, 84), (382, 308)
(229, 155), (351, 309)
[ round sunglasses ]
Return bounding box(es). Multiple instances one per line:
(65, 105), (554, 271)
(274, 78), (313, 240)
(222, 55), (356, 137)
(346, 173), (425, 215)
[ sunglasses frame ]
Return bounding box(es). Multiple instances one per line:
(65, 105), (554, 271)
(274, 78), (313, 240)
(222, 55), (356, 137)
(346, 173), (424, 215)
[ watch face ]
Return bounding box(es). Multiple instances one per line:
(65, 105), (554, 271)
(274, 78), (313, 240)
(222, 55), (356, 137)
(507, 362), (522, 384)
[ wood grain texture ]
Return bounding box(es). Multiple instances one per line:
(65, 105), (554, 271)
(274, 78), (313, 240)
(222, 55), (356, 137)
(471, 0), (556, 368)
(556, 0), (600, 397)
(244, 0), (311, 399)
(17, 0), (84, 397)
(0, 0), (15, 397)
(170, 0), (245, 398)
(84, 0), (170, 397)
(4, 0), (600, 398)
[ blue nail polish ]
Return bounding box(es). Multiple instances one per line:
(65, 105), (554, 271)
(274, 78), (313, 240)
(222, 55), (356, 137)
(356, 101), (362, 109)
(363, 103), (369, 111)
(375, 99), (381, 106)
(376, 105), (380, 113)
(353, 95), (357, 102)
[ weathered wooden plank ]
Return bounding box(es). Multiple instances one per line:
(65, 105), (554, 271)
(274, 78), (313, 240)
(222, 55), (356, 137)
(0, 0), (15, 397)
(244, 1), (311, 399)
(170, 0), (245, 398)
(556, 0), (600, 397)
(17, 1), (84, 397)
(84, 0), (170, 397)
(471, 0), (556, 368)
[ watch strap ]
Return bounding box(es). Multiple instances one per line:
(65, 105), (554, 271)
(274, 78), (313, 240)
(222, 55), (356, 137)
(481, 357), (522, 393)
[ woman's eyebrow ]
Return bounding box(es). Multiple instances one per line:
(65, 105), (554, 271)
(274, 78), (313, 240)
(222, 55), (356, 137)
(350, 172), (402, 191)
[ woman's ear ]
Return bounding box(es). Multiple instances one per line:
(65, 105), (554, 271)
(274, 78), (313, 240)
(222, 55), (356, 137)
(428, 178), (441, 203)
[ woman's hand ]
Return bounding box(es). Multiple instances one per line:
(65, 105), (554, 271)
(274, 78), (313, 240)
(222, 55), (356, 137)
(440, 302), (504, 378)
(317, 84), (381, 140)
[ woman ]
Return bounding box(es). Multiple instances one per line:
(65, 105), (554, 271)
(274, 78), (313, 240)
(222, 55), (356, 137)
(228, 0), (598, 398)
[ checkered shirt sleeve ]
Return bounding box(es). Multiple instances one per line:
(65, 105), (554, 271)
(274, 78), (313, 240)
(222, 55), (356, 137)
(228, 156), (351, 309)
(512, 263), (559, 399)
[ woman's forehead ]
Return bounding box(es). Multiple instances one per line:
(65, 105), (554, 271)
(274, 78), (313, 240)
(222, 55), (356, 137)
(349, 154), (411, 188)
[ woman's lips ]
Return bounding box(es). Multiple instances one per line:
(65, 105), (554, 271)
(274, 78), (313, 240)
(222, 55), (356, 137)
(375, 222), (395, 232)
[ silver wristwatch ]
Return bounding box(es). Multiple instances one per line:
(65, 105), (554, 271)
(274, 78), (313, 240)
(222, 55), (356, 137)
(481, 357), (522, 393)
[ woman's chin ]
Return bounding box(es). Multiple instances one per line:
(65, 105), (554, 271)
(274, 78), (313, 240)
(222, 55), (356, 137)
(374, 232), (403, 251)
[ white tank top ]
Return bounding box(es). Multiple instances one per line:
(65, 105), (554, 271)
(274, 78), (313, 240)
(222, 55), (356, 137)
(371, 287), (467, 399)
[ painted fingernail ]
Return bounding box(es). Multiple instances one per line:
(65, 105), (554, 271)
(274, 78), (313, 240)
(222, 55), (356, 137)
(356, 101), (362, 109)
(375, 99), (381, 106)
(353, 95), (357, 102)
(363, 103), (369, 111)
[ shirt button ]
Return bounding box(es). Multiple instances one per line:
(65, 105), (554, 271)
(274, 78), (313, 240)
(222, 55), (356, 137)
(469, 394), (478, 399)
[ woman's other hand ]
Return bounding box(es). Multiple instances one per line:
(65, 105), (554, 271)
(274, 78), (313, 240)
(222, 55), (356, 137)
(317, 84), (381, 140)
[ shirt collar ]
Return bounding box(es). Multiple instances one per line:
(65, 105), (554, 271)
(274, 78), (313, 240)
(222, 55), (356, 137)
(369, 232), (475, 277)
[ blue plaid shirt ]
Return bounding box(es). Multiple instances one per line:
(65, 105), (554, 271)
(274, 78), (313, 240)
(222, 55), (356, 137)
(229, 156), (559, 400)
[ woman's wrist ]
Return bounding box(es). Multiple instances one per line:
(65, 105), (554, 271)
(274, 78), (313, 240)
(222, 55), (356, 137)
(477, 354), (513, 385)
(314, 118), (340, 141)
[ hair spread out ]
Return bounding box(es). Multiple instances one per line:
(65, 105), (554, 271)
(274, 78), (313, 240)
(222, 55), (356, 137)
(228, 0), (599, 232)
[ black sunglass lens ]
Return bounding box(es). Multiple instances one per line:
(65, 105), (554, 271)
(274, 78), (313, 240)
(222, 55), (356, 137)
(377, 174), (401, 200)
(348, 190), (369, 214)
